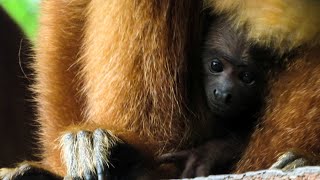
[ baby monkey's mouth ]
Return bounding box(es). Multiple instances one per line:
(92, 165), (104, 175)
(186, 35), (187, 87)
(209, 102), (229, 114)
(209, 99), (249, 119)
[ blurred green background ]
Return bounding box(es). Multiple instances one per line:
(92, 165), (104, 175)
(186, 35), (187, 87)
(0, 0), (40, 41)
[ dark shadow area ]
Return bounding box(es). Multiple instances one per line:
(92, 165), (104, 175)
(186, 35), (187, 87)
(0, 7), (37, 167)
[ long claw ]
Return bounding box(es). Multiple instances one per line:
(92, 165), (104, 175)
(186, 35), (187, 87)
(282, 158), (308, 171)
(97, 162), (106, 180)
(270, 151), (312, 171)
(270, 151), (297, 169)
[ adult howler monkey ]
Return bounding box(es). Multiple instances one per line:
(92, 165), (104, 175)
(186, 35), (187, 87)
(1, 0), (320, 179)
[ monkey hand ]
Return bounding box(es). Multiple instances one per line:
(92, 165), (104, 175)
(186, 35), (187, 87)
(157, 139), (241, 178)
(157, 143), (216, 178)
(270, 150), (319, 171)
(61, 129), (150, 180)
(0, 162), (61, 180)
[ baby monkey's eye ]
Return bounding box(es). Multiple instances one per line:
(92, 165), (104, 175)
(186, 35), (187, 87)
(239, 71), (255, 85)
(210, 59), (223, 73)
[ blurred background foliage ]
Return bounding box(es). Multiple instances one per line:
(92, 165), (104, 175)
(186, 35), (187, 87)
(0, 0), (40, 41)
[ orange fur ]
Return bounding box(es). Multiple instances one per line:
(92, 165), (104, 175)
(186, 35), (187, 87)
(206, 0), (320, 52)
(235, 48), (320, 172)
(6, 0), (319, 177)
(33, 0), (203, 176)
(32, 0), (88, 174)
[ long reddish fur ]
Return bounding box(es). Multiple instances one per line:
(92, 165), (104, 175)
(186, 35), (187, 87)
(33, 0), (320, 177)
(33, 0), (202, 176)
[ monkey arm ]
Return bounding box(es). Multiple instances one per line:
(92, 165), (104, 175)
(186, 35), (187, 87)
(32, 0), (89, 175)
(1, 0), (112, 178)
(1, 0), (202, 178)
(1, 0), (201, 179)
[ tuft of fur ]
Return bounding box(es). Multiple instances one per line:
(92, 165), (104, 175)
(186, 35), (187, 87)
(0, 161), (60, 180)
(32, 0), (202, 176)
(206, 0), (320, 52)
(60, 129), (119, 178)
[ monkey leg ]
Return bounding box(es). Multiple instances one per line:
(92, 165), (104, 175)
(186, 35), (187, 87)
(0, 162), (61, 180)
(61, 129), (151, 180)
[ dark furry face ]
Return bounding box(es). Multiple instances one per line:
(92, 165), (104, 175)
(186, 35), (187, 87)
(201, 19), (268, 119)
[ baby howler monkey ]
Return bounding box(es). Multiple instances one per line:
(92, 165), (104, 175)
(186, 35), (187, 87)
(158, 16), (279, 178)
